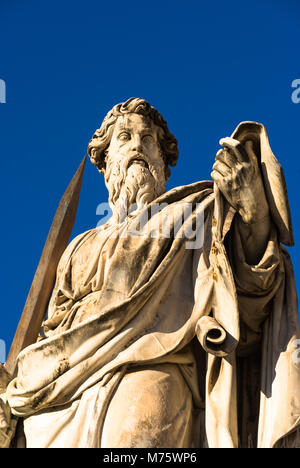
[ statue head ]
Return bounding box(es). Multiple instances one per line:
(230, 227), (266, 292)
(87, 98), (178, 217)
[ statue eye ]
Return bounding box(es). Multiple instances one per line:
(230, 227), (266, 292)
(118, 132), (130, 141)
(142, 134), (153, 143)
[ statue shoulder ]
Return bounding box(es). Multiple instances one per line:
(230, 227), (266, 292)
(57, 228), (97, 271)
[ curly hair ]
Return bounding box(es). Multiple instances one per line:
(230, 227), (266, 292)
(87, 98), (179, 180)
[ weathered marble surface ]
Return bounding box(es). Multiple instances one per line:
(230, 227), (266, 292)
(1, 98), (299, 448)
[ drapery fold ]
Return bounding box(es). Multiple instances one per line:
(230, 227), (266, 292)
(6, 122), (300, 448)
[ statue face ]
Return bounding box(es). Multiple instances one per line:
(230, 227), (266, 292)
(104, 113), (167, 217)
(106, 113), (164, 172)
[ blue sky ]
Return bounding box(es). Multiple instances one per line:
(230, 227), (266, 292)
(0, 0), (299, 358)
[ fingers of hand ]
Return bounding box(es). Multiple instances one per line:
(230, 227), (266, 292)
(216, 148), (237, 167)
(211, 170), (222, 185)
(212, 159), (231, 177)
(219, 137), (249, 163)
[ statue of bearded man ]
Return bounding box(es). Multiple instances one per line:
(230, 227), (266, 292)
(1, 98), (300, 448)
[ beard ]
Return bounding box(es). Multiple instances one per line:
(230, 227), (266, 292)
(104, 151), (166, 222)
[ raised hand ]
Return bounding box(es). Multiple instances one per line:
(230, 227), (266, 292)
(211, 137), (269, 225)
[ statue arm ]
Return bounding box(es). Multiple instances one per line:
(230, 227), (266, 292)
(226, 216), (283, 354)
(235, 212), (271, 265)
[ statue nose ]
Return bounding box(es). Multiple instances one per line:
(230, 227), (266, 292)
(132, 136), (143, 152)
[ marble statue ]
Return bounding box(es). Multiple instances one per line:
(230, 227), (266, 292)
(1, 98), (300, 448)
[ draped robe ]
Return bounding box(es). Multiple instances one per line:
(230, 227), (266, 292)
(6, 123), (300, 448)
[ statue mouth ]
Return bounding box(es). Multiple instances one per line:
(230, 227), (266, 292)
(128, 157), (149, 169)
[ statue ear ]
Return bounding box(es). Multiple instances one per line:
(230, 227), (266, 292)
(101, 149), (109, 174)
(231, 121), (294, 246)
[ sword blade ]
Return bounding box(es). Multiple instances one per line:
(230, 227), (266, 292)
(5, 156), (86, 376)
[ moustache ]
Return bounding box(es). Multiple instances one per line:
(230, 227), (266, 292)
(126, 153), (150, 171)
